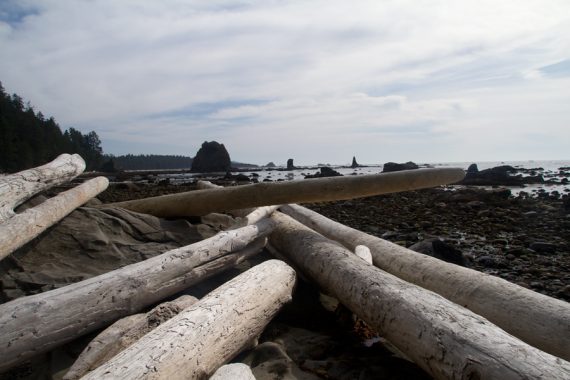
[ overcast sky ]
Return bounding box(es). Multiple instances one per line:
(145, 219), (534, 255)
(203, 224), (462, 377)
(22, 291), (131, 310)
(1, 0), (569, 165)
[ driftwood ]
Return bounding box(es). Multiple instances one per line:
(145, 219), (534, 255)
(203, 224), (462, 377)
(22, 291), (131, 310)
(82, 260), (296, 380)
(354, 245), (372, 264)
(0, 153), (85, 223)
(269, 212), (570, 379)
(0, 221), (273, 372)
(209, 364), (255, 380)
(64, 295), (198, 380)
(110, 168), (464, 217)
(280, 204), (570, 361)
(0, 177), (109, 261)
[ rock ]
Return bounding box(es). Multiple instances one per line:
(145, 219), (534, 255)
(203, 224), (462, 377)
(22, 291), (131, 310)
(286, 159), (295, 170)
(305, 167), (343, 179)
(382, 161), (419, 173)
(408, 239), (468, 266)
(351, 156), (359, 168)
(476, 255), (496, 267)
(0, 206), (202, 302)
(529, 242), (556, 254)
(266, 162), (276, 168)
(190, 141), (231, 173)
(467, 163), (479, 174)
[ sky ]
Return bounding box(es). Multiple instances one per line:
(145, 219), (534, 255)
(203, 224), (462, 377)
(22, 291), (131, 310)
(1, 0), (569, 166)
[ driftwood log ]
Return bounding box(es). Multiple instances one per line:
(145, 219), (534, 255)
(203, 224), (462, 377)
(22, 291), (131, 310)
(0, 177), (109, 261)
(209, 364), (255, 380)
(64, 295), (198, 380)
(0, 153), (85, 223)
(110, 168), (464, 217)
(0, 221), (273, 372)
(280, 204), (570, 361)
(269, 212), (570, 379)
(82, 260), (296, 380)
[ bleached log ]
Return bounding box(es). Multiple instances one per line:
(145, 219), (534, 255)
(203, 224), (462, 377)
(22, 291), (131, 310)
(0, 153), (85, 223)
(280, 204), (570, 361)
(0, 177), (109, 261)
(110, 168), (464, 217)
(82, 260), (296, 380)
(354, 245), (372, 264)
(269, 212), (570, 379)
(210, 364), (255, 380)
(64, 295), (198, 380)
(0, 222), (273, 372)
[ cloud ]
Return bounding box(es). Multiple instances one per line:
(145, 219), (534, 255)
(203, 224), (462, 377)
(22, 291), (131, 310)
(0, 0), (569, 163)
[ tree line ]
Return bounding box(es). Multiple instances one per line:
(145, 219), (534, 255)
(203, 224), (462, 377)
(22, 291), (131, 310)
(105, 154), (193, 170)
(0, 82), (103, 173)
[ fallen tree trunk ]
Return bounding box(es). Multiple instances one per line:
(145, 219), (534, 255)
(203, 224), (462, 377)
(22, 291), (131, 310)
(109, 168), (464, 217)
(81, 260), (296, 380)
(0, 153), (86, 223)
(210, 364), (255, 380)
(64, 295), (198, 380)
(269, 212), (570, 379)
(0, 176), (109, 261)
(0, 221), (273, 372)
(280, 204), (570, 361)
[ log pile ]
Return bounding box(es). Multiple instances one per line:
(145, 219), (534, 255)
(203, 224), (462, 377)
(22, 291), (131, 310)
(0, 158), (569, 379)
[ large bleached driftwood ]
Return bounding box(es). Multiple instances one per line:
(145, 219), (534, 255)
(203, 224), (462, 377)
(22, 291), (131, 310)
(269, 212), (570, 379)
(0, 176), (109, 261)
(280, 204), (570, 361)
(64, 295), (198, 380)
(110, 168), (464, 217)
(0, 153), (85, 223)
(82, 260), (296, 380)
(0, 221), (274, 372)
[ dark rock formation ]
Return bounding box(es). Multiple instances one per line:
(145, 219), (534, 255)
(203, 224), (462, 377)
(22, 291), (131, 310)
(286, 159), (295, 170)
(190, 141), (231, 173)
(351, 156), (359, 168)
(467, 163), (479, 175)
(382, 161), (419, 173)
(305, 167), (343, 179)
(460, 165), (544, 186)
(408, 238), (469, 267)
(266, 162), (276, 168)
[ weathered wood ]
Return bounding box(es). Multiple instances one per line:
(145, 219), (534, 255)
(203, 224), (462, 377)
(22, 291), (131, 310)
(64, 295), (199, 380)
(0, 153), (85, 223)
(354, 245), (372, 264)
(110, 168), (464, 217)
(210, 364), (255, 380)
(82, 260), (296, 380)
(280, 204), (570, 361)
(269, 212), (570, 379)
(0, 176), (109, 261)
(0, 222), (273, 372)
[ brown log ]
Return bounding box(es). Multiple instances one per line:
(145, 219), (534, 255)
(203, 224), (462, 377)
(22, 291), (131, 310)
(109, 168), (464, 217)
(280, 204), (570, 361)
(64, 295), (198, 380)
(81, 260), (296, 380)
(0, 221), (273, 372)
(269, 212), (570, 379)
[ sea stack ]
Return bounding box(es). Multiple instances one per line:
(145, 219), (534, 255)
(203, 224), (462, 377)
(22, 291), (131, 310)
(351, 156), (359, 168)
(190, 141), (231, 173)
(286, 159), (295, 170)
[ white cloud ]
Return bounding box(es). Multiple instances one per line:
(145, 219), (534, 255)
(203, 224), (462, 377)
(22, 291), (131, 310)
(0, 0), (569, 163)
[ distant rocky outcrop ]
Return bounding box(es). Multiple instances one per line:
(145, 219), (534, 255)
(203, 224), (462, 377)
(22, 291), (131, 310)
(460, 164), (544, 186)
(351, 156), (359, 168)
(305, 167), (343, 179)
(266, 162), (276, 168)
(190, 141), (231, 173)
(382, 161), (419, 173)
(286, 159), (295, 170)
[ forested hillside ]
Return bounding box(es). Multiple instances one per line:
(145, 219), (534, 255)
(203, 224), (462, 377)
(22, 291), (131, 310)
(0, 82), (103, 172)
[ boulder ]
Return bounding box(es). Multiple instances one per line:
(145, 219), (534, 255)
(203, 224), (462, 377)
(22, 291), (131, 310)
(382, 161), (419, 173)
(190, 141), (231, 173)
(408, 238), (469, 267)
(304, 167), (343, 179)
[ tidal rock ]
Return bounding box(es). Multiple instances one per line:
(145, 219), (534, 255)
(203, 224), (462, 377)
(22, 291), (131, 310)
(286, 159), (295, 170)
(190, 141), (231, 173)
(467, 163), (479, 174)
(408, 238), (468, 266)
(351, 156), (359, 168)
(305, 167), (343, 179)
(266, 162), (276, 168)
(382, 161), (419, 173)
